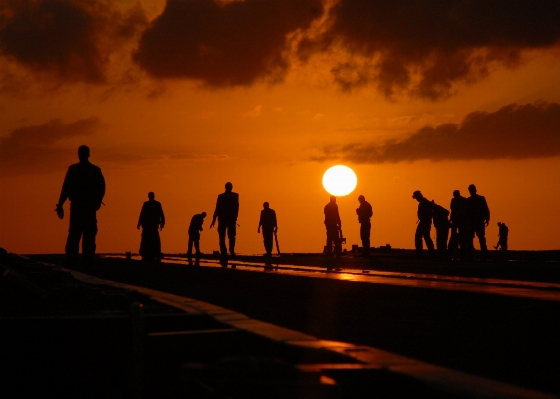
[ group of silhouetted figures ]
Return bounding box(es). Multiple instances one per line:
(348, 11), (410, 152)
(412, 186), (508, 261)
(56, 146), (508, 269)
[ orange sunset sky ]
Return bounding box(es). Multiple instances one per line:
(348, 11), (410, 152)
(1, 0), (560, 255)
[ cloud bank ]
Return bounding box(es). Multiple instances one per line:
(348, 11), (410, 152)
(302, 0), (560, 98)
(314, 102), (560, 163)
(133, 0), (323, 86)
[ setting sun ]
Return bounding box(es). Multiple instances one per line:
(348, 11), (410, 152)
(322, 165), (357, 196)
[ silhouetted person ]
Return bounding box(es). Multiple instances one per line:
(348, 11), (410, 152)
(56, 145), (105, 270)
(495, 222), (509, 251)
(188, 212), (206, 265)
(137, 192), (165, 261)
(448, 190), (467, 260)
(258, 202), (277, 257)
(432, 200), (451, 259)
(324, 195), (342, 257)
(210, 182), (239, 266)
(465, 184), (490, 261)
(412, 191), (435, 257)
(356, 195), (373, 257)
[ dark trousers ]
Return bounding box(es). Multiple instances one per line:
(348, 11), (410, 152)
(66, 207), (98, 267)
(218, 221), (236, 257)
(415, 221), (434, 255)
(360, 221), (371, 256)
(140, 227), (161, 261)
(262, 227), (274, 254)
(435, 226), (450, 257)
(448, 225), (467, 260)
(325, 223), (340, 255)
(187, 234), (200, 264)
(466, 223), (488, 260)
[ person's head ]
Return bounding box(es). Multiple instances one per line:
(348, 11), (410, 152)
(468, 184), (477, 195)
(412, 190), (423, 202)
(497, 222), (502, 227)
(330, 195), (336, 203)
(453, 189), (460, 198)
(358, 195), (365, 204)
(78, 145), (90, 162)
(263, 202), (270, 209)
(225, 182), (233, 192)
(201, 212), (207, 218)
(148, 192), (155, 200)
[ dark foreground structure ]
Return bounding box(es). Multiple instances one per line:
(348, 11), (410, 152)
(2, 249), (560, 398)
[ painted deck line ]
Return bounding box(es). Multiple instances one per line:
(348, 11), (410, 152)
(67, 266), (558, 399)
(128, 255), (560, 302)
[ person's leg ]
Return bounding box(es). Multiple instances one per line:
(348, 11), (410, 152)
(81, 209), (98, 267)
(476, 224), (488, 259)
(65, 209), (83, 269)
(187, 236), (194, 264)
(217, 223), (227, 257)
(193, 238), (201, 264)
(263, 228), (273, 255)
(360, 222), (371, 257)
(415, 224), (424, 255)
(423, 224), (435, 255)
(227, 222), (237, 255)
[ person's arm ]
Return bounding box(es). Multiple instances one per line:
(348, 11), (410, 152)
(97, 169), (106, 210)
(210, 197), (219, 228)
(56, 167), (72, 219)
(159, 203), (165, 229)
(483, 198), (490, 227)
(273, 210), (278, 232)
(137, 204), (144, 229)
(258, 211), (263, 233)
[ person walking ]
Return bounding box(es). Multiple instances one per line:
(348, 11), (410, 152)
(412, 191), (435, 257)
(448, 190), (467, 260)
(324, 195), (342, 257)
(465, 184), (490, 261)
(187, 212), (206, 265)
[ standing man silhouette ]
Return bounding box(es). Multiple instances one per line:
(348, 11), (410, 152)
(56, 145), (105, 270)
(187, 212), (206, 265)
(465, 184), (490, 261)
(137, 192), (165, 261)
(412, 191), (435, 257)
(324, 195), (342, 257)
(448, 190), (467, 260)
(258, 202), (277, 257)
(356, 195), (373, 257)
(210, 182), (239, 266)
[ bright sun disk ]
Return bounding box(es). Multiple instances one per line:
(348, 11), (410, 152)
(322, 165), (357, 196)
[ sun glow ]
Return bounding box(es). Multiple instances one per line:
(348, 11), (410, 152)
(322, 165), (357, 196)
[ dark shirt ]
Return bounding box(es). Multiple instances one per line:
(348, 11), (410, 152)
(432, 202), (450, 229)
(213, 191), (239, 224)
(259, 208), (277, 229)
(417, 198), (433, 222)
(58, 161), (105, 210)
(324, 202), (341, 226)
(357, 201), (373, 224)
(466, 194), (490, 223)
(189, 213), (205, 236)
(450, 195), (467, 226)
(499, 224), (509, 239)
(138, 200), (165, 230)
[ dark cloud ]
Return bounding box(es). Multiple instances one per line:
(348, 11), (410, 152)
(133, 0), (323, 86)
(0, 0), (148, 84)
(305, 1), (560, 99)
(0, 118), (101, 176)
(314, 102), (560, 163)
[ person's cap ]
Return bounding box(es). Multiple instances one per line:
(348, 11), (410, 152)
(412, 190), (422, 199)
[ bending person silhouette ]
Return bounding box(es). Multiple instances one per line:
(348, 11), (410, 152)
(412, 191), (435, 257)
(324, 196), (342, 257)
(465, 184), (490, 261)
(137, 192), (165, 261)
(495, 222), (509, 251)
(56, 145), (105, 270)
(210, 182), (239, 267)
(432, 200), (451, 259)
(258, 202), (277, 257)
(356, 195), (373, 257)
(188, 212), (206, 265)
